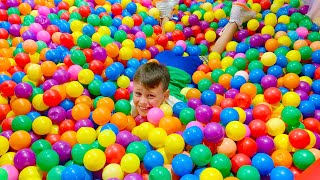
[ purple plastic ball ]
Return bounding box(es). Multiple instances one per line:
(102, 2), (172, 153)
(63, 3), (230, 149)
(22, 30), (36, 41)
(91, 42), (100, 49)
(48, 42), (58, 49)
(124, 173), (143, 180)
(187, 98), (202, 109)
(14, 82), (33, 98)
(74, 119), (94, 131)
(1, 130), (13, 139)
(52, 141), (71, 163)
(188, 14), (199, 25)
(118, 24), (131, 34)
(14, 149), (36, 170)
(42, 79), (59, 91)
(52, 69), (70, 84)
(226, 51), (236, 58)
(314, 110), (320, 120)
(295, 90), (309, 101)
(256, 135), (275, 154)
(116, 130), (134, 148)
(261, 34), (272, 43)
(250, 35), (264, 47)
(29, 131), (41, 144)
(82, 89), (91, 97)
(244, 109), (254, 125)
(295, 81), (311, 93)
(35, 15), (50, 28)
(203, 122), (225, 143)
(131, 26), (141, 34)
(261, 75), (278, 89)
(299, 5), (309, 15)
(209, 83), (225, 95)
(314, 132), (320, 149)
(288, 8), (299, 16)
(48, 106), (66, 124)
(183, 27), (193, 38)
(93, 47), (107, 61)
(148, 46), (159, 58)
(199, 21), (209, 31)
(225, 88), (240, 99)
(236, 29), (249, 42)
(195, 105), (213, 124)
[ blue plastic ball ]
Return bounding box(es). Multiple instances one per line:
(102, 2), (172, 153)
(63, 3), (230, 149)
(183, 126), (204, 146)
(312, 50), (320, 64)
(269, 166), (294, 180)
(309, 94), (320, 109)
(230, 76), (247, 90)
(172, 154), (194, 176)
(143, 150), (164, 172)
(100, 82), (117, 97)
(101, 123), (119, 135)
(298, 100), (316, 118)
(267, 65), (283, 78)
(173, 45), (185, 56)
(62, 165), (85, 180)
(200, 90), (216, 106)
(252, 153), (274, 176)
(312, 80), (320, 94)
(173, 102), (188, 117)
(220, 107), (239, 126)
(236, 42), (250, 53)
(249, 69), (266, 83)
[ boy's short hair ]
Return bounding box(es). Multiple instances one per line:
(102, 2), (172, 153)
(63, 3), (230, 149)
(133, 62), (170, 91)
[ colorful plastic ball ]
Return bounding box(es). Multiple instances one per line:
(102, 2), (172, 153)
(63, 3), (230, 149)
(47, 165), (65, 180)
(9, 130), (31, 151)
(36, 149), (59, 172)
(11, 115), (32, 132)
(293, 149), (315, 170)
(147, 108), (164, 126)
(289, 129), (310, 149)
(210, 154), (232, 177)
(266, 118), (285, 136)
(83, 149), (106, 171)
(190, 144), (212, 167)
(18, 165), (43, 179)
(62, 164), (85, 180)
(51, 141), (71, 163)
(256, 136), (275, 154)
(164, 133), (185, 155)
(179, 107), (195, 125)
(102, 163), (124, 179)
(98, 130), (116, 148)
(251, 153), (274, 176)
(147, 128), (167, 149)
(0, 136), (9, 156)
(269, 166), (294, 180)
(236, 165), (260, 180)
(143, 150), (164, 172)
(199, 168), (223, 180)
(299, 100), (316, 118)
(237, 137), (258, 158)
(183, 126), (203, 146)
(172, 154), (193, 176)
(149, 166), (171, 180)
(14, 149), (36, 170)
(281, 106), (301, 125)
(226, 121), (246, 141)
(220, 108), (239, 126)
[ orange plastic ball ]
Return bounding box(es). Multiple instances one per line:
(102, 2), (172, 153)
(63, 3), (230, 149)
(9, 130), (31, 150)
(60, 131), (77, 147)
(159, 116), (181, 135)
(132, 48), (142, 60)
(110, 112), (128, 130)
(208, 58), (221, 70)
(218, 74), (232, 90)
(141, 50), (151, 59)
(186, 88), (201, 99)
(106, 43), (119, 58)
(125, 116), (136, 132)
(41, 61), (57, 77)
(283, 73), (300, 89)
(310, 41), (320, 51)
(92, 106), (111, 126)
(293, 39), (308, 50)
(240, 83), (257, 99)
(265, 38), (279, 52)
(11, 98), (32, 115)
(271, 149), (292, 168)
(192, 71), (206, 84)
(71, 103), (91, 121)
(0, 57), (11, 71)
(97, 97), (115, 112)
(23, 40), (38, 54)
(75, 95), (93, 108)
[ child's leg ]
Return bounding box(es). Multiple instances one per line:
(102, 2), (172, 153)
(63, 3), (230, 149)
(156, 0), (179, 34)
(210, 22), (238, 54)
(306, 0), (320, 25)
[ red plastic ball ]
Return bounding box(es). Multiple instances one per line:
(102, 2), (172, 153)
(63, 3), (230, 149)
(132, 14), (143, 26)
(0, 28), (9, 39)
(249, 119), (267, 138)
(8, 14), (21, 24)
(79, 5), (91, 18)
(89, 60), (104, 75)
(7, 66), (23, 75)
(153, 25), (162, 35)
(314, 68), (320, 80)
(231, 153), (252, 173)
(127, 34), (135, 41)
(59, 120), (76, 134)
(43, 89), (62, 107)
(191, 25), (201, 36)
(105, 143), (126, 164)
(237, 137), (258, 157)
(264, 87), (282, 104)
(0, 107), (12, 122)
(220, 98), (235, 109)
(303, 118), (320, 134)
(260, 0), (271, 10)
(234, 93), (252, 109)
(289, 129), (310, 149)
(210, 105), (222, 123)
(195, 33), (205, 44)
(114, 88), (130, 101)
(63, 54), (73, 67)
(156, 34), (168, 47)
(46, 25), (60, 36)
(197, 64), (211, 73)
(0, 80), (16, 97)
(15, 52), (30, 68)
(252, 104), (272, 122)
(60, 12), (70, 21)
(46, 134), (61, 145)
(58, 2), (70, 10)
(60, 33), (74, 49)
(0, 9), (8, 21)
(83, 49), (93, 63)
(172, 30), (185, 41)
(111, 3), (123, 16)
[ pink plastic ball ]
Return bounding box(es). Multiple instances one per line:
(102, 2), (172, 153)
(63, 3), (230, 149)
(68, 65), (83, 81)
(127, 82), (134, 93)
(38, 6), (50, 16)
(186, 121), (204, 131)
(245, 124), (251, 137)
(234, 53), (246, 59)
(176, 40), (187, 50)
(135, 31), (146, 38)
(1, 165), (19, 180)
(147, 107), (164, 125)
(296, 27), (309, 38)
(29, 23), (43, 34)
(36, 30), (51, 44)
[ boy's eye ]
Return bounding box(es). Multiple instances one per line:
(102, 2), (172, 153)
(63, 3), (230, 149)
(148, 94), (155, 98)
(135, 92), (141, 96)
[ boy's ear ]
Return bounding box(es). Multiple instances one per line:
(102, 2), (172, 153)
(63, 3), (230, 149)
(164, 89), (170, 101)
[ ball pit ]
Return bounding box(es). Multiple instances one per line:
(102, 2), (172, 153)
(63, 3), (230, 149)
(1, 0), (320, 179)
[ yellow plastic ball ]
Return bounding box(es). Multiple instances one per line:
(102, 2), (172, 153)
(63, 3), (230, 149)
(0, 152), (15, 166)
(30, 53), (40, 64)
(19, 166), (43, 180)
(234, 107), (246, 123)
(221, 56), (234, 69)
(120, 153), (140, 173)
(214, 9), (226, 20)
(92, 32), (103, 43)
(278, 15), (290, 24)
(252, 94), (265, 107)
(251, 3), (261, 13)
(306, 130), (316, 149)
(226, 41), (238, 52)
(160, 103), (173, 116)
(117, 75), (130, 88)
(264, 13), (277, 27)
(247, 19), (260, 31)
(121, 0), (131, 8)
(181, 15), (190, 26)
(32, 116), (52, 135)
(32, 94), (49, 111)
(148, 128), (167, 148)
(83, 149), (106, 171)
(286, 50), (301, 62)
(76, 127), (97, 144)
(78, 69), (94, 85)
(66, 81), (84, 98)
(261, 52), (277, 66)
(98, 130), (116, 147)
(278, 36), (292, 47)
(0, 94), (8, 104)
(102, 164), (124, 180)
(261, 25), (275, 36)
(164, 21), (176, 32)
(157, 147), (173, 164)
(70, 20), (83, 32)
(274, 134), (293, 151)
(72, 31), (82, 43)
(270, 3), (281, 13)
(122, 39), (135, 49)
(138, 122), (155, 140)
(225, 121), (246, 141)
(200, 167), (223, 180)
(63, 0), (74, 6)
(27, 64), (42, 82)
(300, 76), (313, 85)
(282, 92), (301, 107)
(50, 124), (59, 134)
(201, 3), (213, 11)
(203, 11), (215, 22)
(98, 26), (111, 35)
(119, 47), (132, 60)
(205, 30), (216, 43)
(122, 16), (134, 28)
(208, 52), (221, 60)
(266, 118), (285, 136)
(193, 10), (202, 19)
(0, 136), (9, 156)
(164, 133), (185, 154)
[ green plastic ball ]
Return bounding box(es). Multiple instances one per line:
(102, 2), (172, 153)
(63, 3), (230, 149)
(12, 115), (32, 132)
(211, 69), (225, 83)
(87, 14), (100, 26)
(100, 16), (112, 27)
(293, 150), (315, 170)
(126, 142), (147, 161)
(71, 144), (91, 165)
(149, 166), (171, 180)
(71, 50), (86, 65)
(77, 34), (92, 49)
(114, 30), (128, 42)
(115, 99), (131, 115)
(237, 166), (260, 180)
(179, 108), (195, 125)
(299, 46), (313, 60)
(198, 78), (212, 92)
(47, 165), (65, 180)
(88, 80), (102, 96)
(225, 66), (239, 76)
(248, 60), (263, 71)
(281, 106), (301, 126)
(36, 149), (60, 172)
(190, 144), (212, 167)
(286, 61), (302, 74)
(245, 48), (260, 62)
(233, 58), (247, 70)
(210, 154), (232, 178)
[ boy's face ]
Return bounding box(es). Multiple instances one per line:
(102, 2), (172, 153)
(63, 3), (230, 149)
(133, 82), (169, 117)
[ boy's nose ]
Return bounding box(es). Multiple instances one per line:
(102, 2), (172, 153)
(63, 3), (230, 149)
(139, 96), (148, 104)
